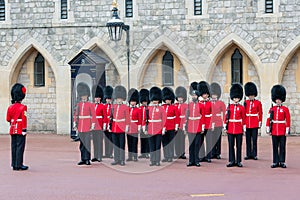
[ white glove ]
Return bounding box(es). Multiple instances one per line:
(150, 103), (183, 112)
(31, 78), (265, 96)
(103, 123), (106, 131)
(138, 125), (141, 132)
(144, 130), (148, 135)
(211, 123), (215, 131)
(142, 126), (146, 132)
(73, 122), (77, 130)
(125, 125), (129, 133)
(183, 126), (186, 131)
(90, 123), (95, 131)
(258, 121), (262, 128)
(162, 128), (166, 135)
(22, 130), (27, 136)
(175, 124), (179, 131)
(266, 126), (270, 134)
(286, 128), (290, 135)
(243, 125), (246, 133)
(202, 124), (205, 132)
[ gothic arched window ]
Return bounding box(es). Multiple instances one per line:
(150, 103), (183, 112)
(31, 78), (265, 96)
(231, 49), (243, 84)
(162, 51), (174, 86)
(34, 53), (45, 87)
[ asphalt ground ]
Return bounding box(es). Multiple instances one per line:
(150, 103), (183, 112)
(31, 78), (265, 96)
(0, 134), (300, 200)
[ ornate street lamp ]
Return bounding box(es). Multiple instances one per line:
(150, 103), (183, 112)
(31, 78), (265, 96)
(106, 0), (130, 89)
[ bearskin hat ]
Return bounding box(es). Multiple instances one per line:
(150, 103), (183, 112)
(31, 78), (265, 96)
(230, 83), (243, 100)
(128, 88), (139, 103)
(271, 84), (286, 103)
(11, 83), (26, 103)
(244, 82), (258, 97)
(189, 81), (199, 96)
(113, 85), (127, 100)
(198, 81), (210, 97)
(92, 85), (103, 99)
(175, 86), (187, 102)
(210, 82), (222, 99)
(162, 87), (175, 103)
(139, 89), (150, 104)
(77, 82), (90, 97)
(104, 85), (113, 100)
(150, 86), (162, 103)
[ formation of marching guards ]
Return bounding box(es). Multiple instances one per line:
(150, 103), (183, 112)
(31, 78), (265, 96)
(72, 81), (290, 169)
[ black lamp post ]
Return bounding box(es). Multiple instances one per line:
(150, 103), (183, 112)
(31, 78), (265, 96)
(106, 1), (130, 89)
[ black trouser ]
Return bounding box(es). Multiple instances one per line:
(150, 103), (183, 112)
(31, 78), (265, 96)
(140, 131), (150, 155)
(92, 130), (103, 160)
(79, 132), (91, 161)
(112, 132), (125, 162)
(227, 134), (243, 163)
(11, 134), (26, 168)
(200, 129), (213, 159)
(149, 134), (162, 163)
(211, 127), (222, 157)
(272, 135), (286, 164)
(127, 133), (138, 158)
(104, 130), (113, 157)
(162, 130), (175, 159)
(175, 129), (186, 157)
(245, 128), (258, 158)
(188, 133), (201, 164)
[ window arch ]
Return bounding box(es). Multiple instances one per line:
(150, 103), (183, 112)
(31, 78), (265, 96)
(0, 0), (5, 21)
(61, 0), (68, 19)
(231, 49), (243, 84)
(162, 51), (174, 86)
(34, 53), (45, 87)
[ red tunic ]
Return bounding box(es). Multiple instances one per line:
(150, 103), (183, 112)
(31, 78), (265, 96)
(128, 106), (142, 134)
(111, 104), (130, 133)
(211, 99), (226, 128)
(224, 104), (246, 134)
(244, 99), (263, 128)
(200, 100), (212, 129)
(6, 103), (27, 135)
(94, 103), (107, 130)
(73, 101), (96, 133)
(187, 102), (205, 134)
(147, 105), (166, 135)
(266, 105), (290, 136)
(104, 103), (112, 127)
(140, 105), (148, 127)
(162, 104), (179, 131)
(175, 102), (188, 129)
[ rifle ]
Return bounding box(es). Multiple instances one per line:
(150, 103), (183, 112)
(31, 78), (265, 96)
(225, 97), (230, 130)
(269, 103), (274, 133)
(109, 103), (114, 131)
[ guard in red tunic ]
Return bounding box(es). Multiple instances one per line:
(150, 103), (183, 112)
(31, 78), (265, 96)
(103, 85), (114, 158)
(174, 86), (188, 159)
(210, 82), (226, 159)
(186, 82), (205, 167)
(266, 85), (290, 168)
(244, 82), (263, 160)
(110, 85), (130, 166)
(224, 83), (245, 167)
(6, 83), (29, 171)
(162, 87), (179, 163)
(126, 88), (141, 162)
(198, 81), (213, 162)
(73, 83), (96, 165)
(91, 85), (106, 162)
(138, 89), (150, 159)
(147, 87), (166, 166)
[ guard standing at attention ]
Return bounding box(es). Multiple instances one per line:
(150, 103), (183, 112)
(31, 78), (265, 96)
(244, 82), (263, 160)
(6, 83), (29, 171)
(224, 83), (245, 168)
(266, 85), (290, 168)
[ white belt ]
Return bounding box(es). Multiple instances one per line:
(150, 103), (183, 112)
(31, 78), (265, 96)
(149, 119), (162, 123)
(131, 120), (138, 123)
(79, 116), (91, 119)
(189, 117), (201, 120)
(167, 116), (176, 120)
(113, 119), (126, 122)
(216, 114), (222, 117)
(272, 120), (286, 124)
(16, 119), (22, 122)
(96, 116), (103, 119)
(180, 115), (185, 118)
(246, 114), (258, 117)
(229, 119), (242, 122)
(205, 114), (212, 117)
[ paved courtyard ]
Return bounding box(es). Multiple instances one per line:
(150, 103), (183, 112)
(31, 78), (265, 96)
(0, 134), (299, 200)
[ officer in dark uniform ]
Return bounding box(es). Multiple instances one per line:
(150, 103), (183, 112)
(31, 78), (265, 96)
(138, 89), (150, 159)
